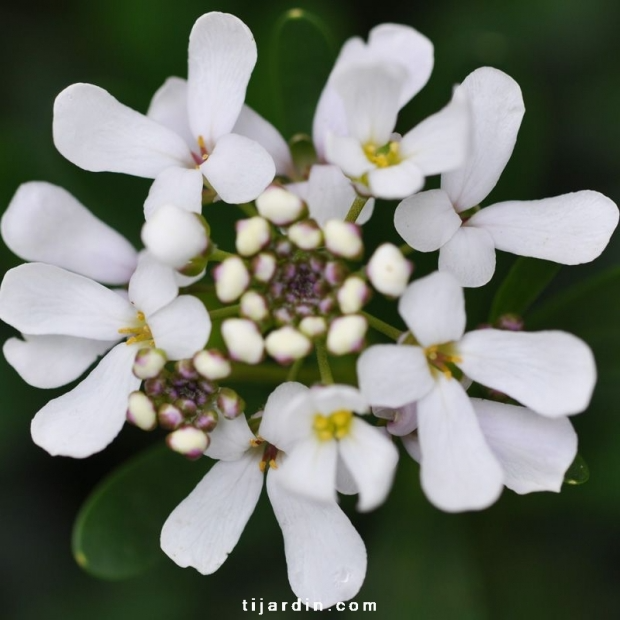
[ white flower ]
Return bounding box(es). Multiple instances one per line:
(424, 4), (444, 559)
(0, 253), (211, 457)
(357, 271), (595, 511)
(258, 382), (399, 512)
(161, 385), (368, 607)
(53, 12), (275, 205)
(394, 67), (619, 287)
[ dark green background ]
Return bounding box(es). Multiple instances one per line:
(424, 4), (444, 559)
(1, 1), (620, 618)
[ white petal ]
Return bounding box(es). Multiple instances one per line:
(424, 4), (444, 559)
(357, 344), (434, 408)
(417, 376), (504, 512)
(148, 295), (211, 360)
(339, 418), (399, 511)
(267, 470), (366, 607)
(187, 12), (256, 145)
(394, 189), (462, 252)
(206, 415), (255, 461)
(312, 83), (349, 162)
(128, 252), (178, 317)
(161, 453), (263, 574)
(438, 226), (497, 288)
(143, 167), (204, 220)
(233, 105), (295, 178)
(30, 343), (141, 457)
(3, 334), (114, 389)
(458, 329), (597, 417)
(469, 191), (619, 264)
(53, 83), (193, 176)
(310, 384), (368, 417)
(324, 134), (374, 178)
(471, 398), (577, 494)
(0, 263), (134, 340)
(400, 87), (470, 176)
(146, 76), (194, 148)
(1, 182), (138, 285)
(201, 133), (275, 203)
(366, 160), (424, 200)
(441, 67), (525, 211)
(398, 271), (466, 347)
(335, 454), (358, 495)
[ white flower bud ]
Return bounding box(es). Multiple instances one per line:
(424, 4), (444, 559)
(141, 204), (209, 268)
(265, 326), (312, 363)
(240, 291), (269, 321)
(214, 256), (250, 303)
(288, 220), (323, 250)
(367, 243), (412, 296)
(327, 315), (368, 355)
(221, 318), (264, 364)
(252, 252), (277, 282)
(167, 427), (209, 459)
(256, 186), (304, 225)
(127, 391), (157, 431)
(132, 347), (167, 380)
(337, 276), (370, 314)
(323, 219), (363, 259)
(158, 403), (184, 430)
(216, 387), (245, 419)
(299, 316), (327, 337)
(235, 216), (271, 257)
(193, 349), (231, 381)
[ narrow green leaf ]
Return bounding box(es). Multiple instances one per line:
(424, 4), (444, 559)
(72, 444), (211, 580)
(489, 257), (561, 323)
(564, 453), (590, 485)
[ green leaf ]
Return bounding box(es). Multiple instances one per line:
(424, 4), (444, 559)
(270, 9), (335, 140)
(72, 444), (211, 580)
(563, 453), (590, 485)
(489, 257), (561, 323)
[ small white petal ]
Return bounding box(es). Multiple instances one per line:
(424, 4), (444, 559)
(128, 252), (179, 317)
(143, 167), (204, 220)
(30, 343), (141, 457)
(398, 271), (466, 347)
(206, 415), (255, 462)
(367, 160), (425, 200)
(324, 134), (374, 179)
(146, 76), (194, 148)
(458, 329), (596, 416)
(221, 319), (264, 364)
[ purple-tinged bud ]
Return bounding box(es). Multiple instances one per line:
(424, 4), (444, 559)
(194, 349), (231, 381)
(214, 256), (250, 303)
(256, 186), (305, 225)
(273, 306), (294, 325)
(235, 216), (272, 256)
(144, 376), (166, 397)
(318, 296), (336, 315)
(323, 220), (363, 259)
(265, 326), (312, 364)
(132, 347), (167, 380)
(127, 391), (157, 431)
(175, 359), (199, 380)
(288, 220), (323, 250)
(158, 403), (184, 430)
(175, 398), (198, 416)
(167, 427), (209, 460)
(251, 252), (277, 282)
(324, 261), (347, 286)
(274, 239), (293, 257)
(496, 313), (524, 331)
(195, 409), (218, 432)
(216, 387), (245, 419)
(327, 314), (368, 355)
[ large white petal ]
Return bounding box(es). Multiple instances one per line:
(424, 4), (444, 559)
(267, 470), (366, 607)
(0, 263), (135, 340)
(53, 83), (193, 176)
(357, 344), (434, 408)
(206, 415), (255, 462)
(30, 342), (140, 457)
(339, 418), (399, 511)
(143, 167), (204, 220)
(438, 226), (497, 288)
(394, 189), (462, 252)
(3, 334), (114, 389)
(471, 398), (577, 494)
(458, 329), (596, 416)
(441, 67), (525, 211)
(324, 134), (374, 178)
(148, 295), (211, 360)
(1, 182), (137, 285)
(312, 83), (349, 162)
(187, 12), (256, 145)
(310, 384), (368, 417)
(146, 76), (194, 149)
(201, 133), (275, 203)
(367, 160), (424, 200)
(398, 271), (466, 347)
(469, 191), (619, 264)
(128, 252), (178, 317)
(417, 376), (504, 512)
(161, 453), (263, 574)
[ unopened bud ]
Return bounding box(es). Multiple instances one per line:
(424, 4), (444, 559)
(240, 291), (269, 322)
(323, 220), (363, 259)
(193, 349), (231, 381)
(216, 387), (245, 419)
(214, 256), (250, 303)
(288, 220), (323, 250)
(158, 403), (184, 430)
(256, 186), (305, 225)
(221, 318), (264, 364)
(251, 252), (277, 282)
(235, 217), (271, 256)
(324, 261), (348, 286)
(496, 313), (524, 331)
(127, 391), (157, 431)
(327, 315), (368, 355)
(132, 347), (167, 380)
(167, 427), (209, 459)
(195, 409), (218, 431)
(367, 243), (412, 297)
(174, 359), (198, 380)
(337, 276), (370, 314)
(265, 326), (312, 364)
(299, 316), (327, 338)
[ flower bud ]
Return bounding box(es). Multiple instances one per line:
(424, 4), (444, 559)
(337, 276), (370, 314)
(324, 261), (348, 286)
(167, 427), (209, 459)
(158, 403), (184, 430)
(193, 349), (231, 381)
(127, 391), (157, 431)
(251, 252), (277, 282)
(256, 186), (305, 225)
(195, 409), (218, 432)
(216, 387), (245, 419)
(221, 318), (264, 364)
(132, 347), (167, 380)
(366, 243), (412, 297)
(265, 326), (312, 364)
(174, 359), (199, 380)
(327, 315), (368, 355)
(288, 220), (323, 250)
(323, 220), (363, 259)
(240, 291), (269, 322)
(235, 216), (271, 256)
(496, 313), (524, 331)
(299, 316), (327, 338)
(214, 256), (250, 303)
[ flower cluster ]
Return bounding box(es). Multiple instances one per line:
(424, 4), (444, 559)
(0, 11), (617, 608)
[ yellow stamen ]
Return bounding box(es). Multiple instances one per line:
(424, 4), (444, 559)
(313, 409), (354, 441)
(363, 141), (401, 168)
(118, 311), (154, 346)
(424, 344), (462, 379)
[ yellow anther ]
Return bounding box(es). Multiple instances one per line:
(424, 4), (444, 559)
(137, 311), (145, 322)
(424, 343), (462, 378)
(313, 409), (353, 441)
(250, 436), (265, 448)
(118, 311), (154, 346)
(259, 460), (267, 472)
(363, 140), (401, 168)
(269, 459), (278, 470)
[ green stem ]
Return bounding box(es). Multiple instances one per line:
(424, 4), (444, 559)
(209, 248), (235, 262)
(362, 311), (403, 341)
(237, 202), (258, 217)
(399, 243), (415, 256)
(315, 341), (334, 385)
(286, 357), (305, 382)
(344, 195), (369, 223)
(208, 305), (240, 320)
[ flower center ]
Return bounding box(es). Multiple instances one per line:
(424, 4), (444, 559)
(424, 344), (462, 379)
(363, 141), (401, 168)
(313, 409), (353, 441)
(118, 311), (154, 346)
(191, 135), (210, 166)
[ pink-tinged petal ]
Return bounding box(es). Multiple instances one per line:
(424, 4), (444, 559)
(148, 295), (211, 360)
(471, 398), (577, 494)
(128, 252), (178, 317)
(398, 271), (466, 347)
(357, 344), (434, 408)
(201, 133), (275, 204)
(267, 470), (367, 607)
(53, 84), (193, 176)
(400, 87), (470, 176)
(146, 76), (194, 149)
(469, 191), (619, 264)
(417, 376), (504, 512)
(143, 167), (203, 220)
(367, 160), (424, 200)
(438, 226), (496, 288)
(187, 12), (256, 145)
(339, 418), (399, 511)
(394, 189), (462, 252)
(441, 67), (525, 211)
(233, 105), (295, 178)
(206, 415), (255, 462)
(376, 402), (419, 436)
(1, 182), (138, 285)
(30, 342), (141, 457)
(161, 453), (263, 574)
(0, 263), (134, 340)
(458, 329), (596, 416)
(324, 134), (374, 178)
(3, 334), (114, 389)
